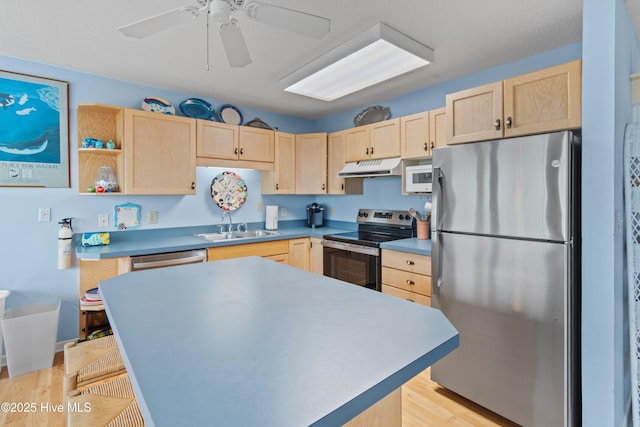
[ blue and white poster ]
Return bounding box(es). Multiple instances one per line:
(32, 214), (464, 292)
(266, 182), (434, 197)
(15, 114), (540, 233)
(0, 71), (69, 187)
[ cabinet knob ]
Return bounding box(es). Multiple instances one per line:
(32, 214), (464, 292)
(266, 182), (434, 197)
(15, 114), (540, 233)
(276, 183), (279, 190)
(321, 183), (326, 190)
(505, 116), (512, 129)
(423, 142), (428, 151)
(366, 147), (369, 155)
(406, 260), (415, 266)
(370, 146), (374, 155)
(494, 119), (501, 131)
(406, 298), (415, 303)
(406, 280), (415, 285)
(239, 148), (244, 155)
(234, 148), (238, 155)
(191, 182), (196, 190)
(341, 183), (344, 190)
(430, 141), (435, 149)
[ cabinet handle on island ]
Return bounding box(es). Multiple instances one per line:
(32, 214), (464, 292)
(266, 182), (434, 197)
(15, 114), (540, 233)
(406, 280), (415, 285)
(406, 260), (415, 266)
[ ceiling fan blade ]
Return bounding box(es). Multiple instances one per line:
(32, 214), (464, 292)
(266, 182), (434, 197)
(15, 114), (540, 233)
(245, 2), (330, 39)
(218, 19), (252, 68)
(119, 7), (197, 39)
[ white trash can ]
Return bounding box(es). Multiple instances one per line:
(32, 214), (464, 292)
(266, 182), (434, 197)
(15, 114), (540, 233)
(0, 290), (10, 374)
(1, 301), (60, 377)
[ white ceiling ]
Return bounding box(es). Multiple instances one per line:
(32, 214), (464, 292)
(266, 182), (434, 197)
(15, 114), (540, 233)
(1, 0), (584, 119)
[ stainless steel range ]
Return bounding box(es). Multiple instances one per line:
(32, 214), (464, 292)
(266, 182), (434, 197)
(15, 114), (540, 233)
(321, 209), (415, 291)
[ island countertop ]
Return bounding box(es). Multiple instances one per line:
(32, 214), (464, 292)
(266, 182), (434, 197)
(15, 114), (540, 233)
(99, 257), (457, 426)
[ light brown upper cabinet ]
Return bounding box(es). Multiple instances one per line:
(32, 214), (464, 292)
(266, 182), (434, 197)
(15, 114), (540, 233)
(124, 109), (196, 195)
(503, 59), (581, 137)
(401, 108), (448, 159)
(296, 133), (327, 194)
(446, 60), (581, 145)
(328, 131), (363, 195)
(429, 107), (448, 149)
(262, 131), (296, 194)
(196, 120), (274, 170)
(345, 118), (401, 162)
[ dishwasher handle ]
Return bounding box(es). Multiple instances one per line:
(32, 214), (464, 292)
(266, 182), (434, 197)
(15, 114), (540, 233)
(131, 250), (207, 271)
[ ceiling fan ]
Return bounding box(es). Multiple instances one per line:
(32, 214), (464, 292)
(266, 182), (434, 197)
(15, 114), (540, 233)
(118, 0), (331, 68)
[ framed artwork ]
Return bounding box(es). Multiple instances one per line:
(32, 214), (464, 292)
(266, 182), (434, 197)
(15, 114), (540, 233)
(0, 70), (70, 187)
(114, 203), (141, 230)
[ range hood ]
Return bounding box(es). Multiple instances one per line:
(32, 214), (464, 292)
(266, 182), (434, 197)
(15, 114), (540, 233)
(337, 157), (402, 178)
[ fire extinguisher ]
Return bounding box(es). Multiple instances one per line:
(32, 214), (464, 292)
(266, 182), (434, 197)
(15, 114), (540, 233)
(58, 218), (73, 270)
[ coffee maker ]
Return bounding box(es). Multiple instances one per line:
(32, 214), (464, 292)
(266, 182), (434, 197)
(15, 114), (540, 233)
(306, 203), (325, 228)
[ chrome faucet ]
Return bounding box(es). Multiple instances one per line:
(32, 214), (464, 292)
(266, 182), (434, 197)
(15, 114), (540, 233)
(220, 211), (233, 233)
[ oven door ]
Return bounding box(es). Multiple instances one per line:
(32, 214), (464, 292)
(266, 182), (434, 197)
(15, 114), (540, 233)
(321, 240), (380, 291)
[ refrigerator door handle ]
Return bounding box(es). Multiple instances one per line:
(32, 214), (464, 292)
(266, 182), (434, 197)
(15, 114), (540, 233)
(432, 231), (443, 296)
(432, 166), (442, 232)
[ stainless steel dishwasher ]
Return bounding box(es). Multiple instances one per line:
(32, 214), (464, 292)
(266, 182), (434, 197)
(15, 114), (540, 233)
(130, 249), (207, 271)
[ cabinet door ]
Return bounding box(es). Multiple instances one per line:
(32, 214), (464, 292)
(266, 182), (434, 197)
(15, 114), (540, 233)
(400, 112), (430, 159)
(446, 81), (503, 145)
(262, 132), (296, 194)
(428, 107), (448, 150)
(124, 109), (196, 194)
(239, 127), (274, 163)
(327, 131), (363, 194)
(196, 120), (239, 160)
(370, 118), (400, 159)
(288, 238), (310, 270)
(503, 59), (582, 137)
(345, 126), (370, 162)
(309, 237), (324, 274)
(296, 133), (327, 194)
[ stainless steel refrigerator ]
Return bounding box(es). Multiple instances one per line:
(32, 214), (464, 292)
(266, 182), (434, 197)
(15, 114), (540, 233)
(431, 131), (580, 427)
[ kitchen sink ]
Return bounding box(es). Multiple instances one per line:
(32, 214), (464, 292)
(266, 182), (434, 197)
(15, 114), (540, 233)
(195, 230), (281, 242)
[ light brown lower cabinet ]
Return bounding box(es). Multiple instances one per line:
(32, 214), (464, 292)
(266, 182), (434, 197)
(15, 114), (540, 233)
(78, 257), (130, 340)
(207, 238), (310, 271)
(309, 237), (324, 275)
(381, 249), (431, 307)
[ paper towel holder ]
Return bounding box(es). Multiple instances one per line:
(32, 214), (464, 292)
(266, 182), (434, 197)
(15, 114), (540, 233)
(265, 205), (278, 230)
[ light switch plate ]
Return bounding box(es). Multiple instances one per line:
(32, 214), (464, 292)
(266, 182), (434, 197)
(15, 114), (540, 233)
(281, 207), (287, 217)
(256, 201), (263, 211)
(148, 210), (158, 224)
(38, 207), (51, 222)
(98, 213), (109, 228)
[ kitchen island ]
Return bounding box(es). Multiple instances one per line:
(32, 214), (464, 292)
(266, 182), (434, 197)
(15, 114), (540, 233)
(99, 256), (457, 426)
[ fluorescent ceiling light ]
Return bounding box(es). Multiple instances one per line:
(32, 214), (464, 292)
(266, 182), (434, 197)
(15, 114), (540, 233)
(281, 22), (434, 102)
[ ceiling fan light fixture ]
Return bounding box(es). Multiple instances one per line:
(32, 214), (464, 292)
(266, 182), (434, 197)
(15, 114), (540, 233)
(280, 22), (434, 102)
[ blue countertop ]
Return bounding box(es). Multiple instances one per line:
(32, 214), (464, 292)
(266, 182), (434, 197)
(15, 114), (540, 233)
(100, 257), (458, 426)
(76, 221), (432, 259)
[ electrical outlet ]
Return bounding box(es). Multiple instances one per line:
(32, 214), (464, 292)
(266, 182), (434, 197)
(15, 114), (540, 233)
(148, 210), (158, 224)
(98, 213), (109, 228)
(38, 207), (51, 222)
(281, 207), (286, 217)
(329, 208), (334, 217)
(256, 201), (263, 211)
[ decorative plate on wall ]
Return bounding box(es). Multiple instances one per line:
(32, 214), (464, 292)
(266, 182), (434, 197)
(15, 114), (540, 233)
(354, 105), (391, 126)
(179, 98), (217, 120)
(219, 104), (243, 125)
(211, 171), (248, 211)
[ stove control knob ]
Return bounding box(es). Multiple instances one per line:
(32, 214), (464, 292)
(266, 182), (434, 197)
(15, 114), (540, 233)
(363, 212), (369, 217)
(399, 214), (405, 221)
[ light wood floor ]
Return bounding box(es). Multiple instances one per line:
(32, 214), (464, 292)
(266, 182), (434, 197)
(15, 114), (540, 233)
(0, 352), (517, 426)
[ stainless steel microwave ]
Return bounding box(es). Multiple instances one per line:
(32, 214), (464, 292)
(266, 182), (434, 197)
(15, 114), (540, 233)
(405, 164), (433, 193)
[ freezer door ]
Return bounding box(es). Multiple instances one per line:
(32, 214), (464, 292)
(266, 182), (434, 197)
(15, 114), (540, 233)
(432, 131), (573, 241)
(431, 232), (572, 427)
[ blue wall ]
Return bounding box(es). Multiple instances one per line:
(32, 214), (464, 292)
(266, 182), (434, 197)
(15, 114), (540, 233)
(581, 0), (640, 425)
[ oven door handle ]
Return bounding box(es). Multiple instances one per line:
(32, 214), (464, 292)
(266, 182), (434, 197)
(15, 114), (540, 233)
(321, 240), (379, 256)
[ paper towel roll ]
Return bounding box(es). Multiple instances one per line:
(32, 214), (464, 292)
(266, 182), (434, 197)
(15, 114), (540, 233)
(265, 205), (278, 230)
